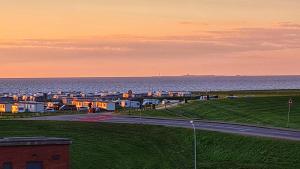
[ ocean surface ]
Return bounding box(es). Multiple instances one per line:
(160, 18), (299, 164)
(1, 76), (300, 94)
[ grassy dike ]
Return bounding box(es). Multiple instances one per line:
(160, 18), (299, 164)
(0, 120), (299, 169)
(121, 96), (300, 129)
(0, 111), (83, 119)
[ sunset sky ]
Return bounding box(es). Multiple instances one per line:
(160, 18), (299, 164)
(1, 0), (300, 77)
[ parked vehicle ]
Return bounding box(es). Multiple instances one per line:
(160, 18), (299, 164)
(45, 108), (56, 112)
(77, 107), (89, 112)
(59, 105), (77, 111)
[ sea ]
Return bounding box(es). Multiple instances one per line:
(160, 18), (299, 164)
(1, 76), (300, 94)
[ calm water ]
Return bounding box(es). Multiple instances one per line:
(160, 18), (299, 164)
(1, 76), (300, 94)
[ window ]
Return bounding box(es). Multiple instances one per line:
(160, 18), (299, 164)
(26, 162), (43, 169)
(3, 162), (13, 169)
(52, 154), (61, 160)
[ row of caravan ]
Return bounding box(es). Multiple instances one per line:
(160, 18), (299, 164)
(72, 99), (161, 110)
(0, 99), (164, 113)
(0, 102), (44, 113)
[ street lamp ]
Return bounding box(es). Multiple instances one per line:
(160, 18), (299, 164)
(190, 120), (197, 169)
(287, 98), (293, 128)
(140, 109), (142, 123)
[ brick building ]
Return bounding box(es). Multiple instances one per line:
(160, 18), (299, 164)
(0, 137), (72, 169)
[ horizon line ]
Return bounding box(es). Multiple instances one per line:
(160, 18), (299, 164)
(1, 74), (300, 79)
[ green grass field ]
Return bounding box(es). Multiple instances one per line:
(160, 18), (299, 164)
(0, 120), (299, 169)
(192, 89), (300, 97)
(0, 111), (83, 119)
(121, 96), (300, 129)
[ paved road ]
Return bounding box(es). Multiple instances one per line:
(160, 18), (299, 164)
(25, 113), (300, 141)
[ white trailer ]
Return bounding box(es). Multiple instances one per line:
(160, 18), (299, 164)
(0, 103), (12, 113)
(19, 102), (45, 113)
(120, 100), (140, 108)
(142, 99), (160, 106)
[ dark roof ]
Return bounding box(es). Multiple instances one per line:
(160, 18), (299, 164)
(0, 137), (72, 147)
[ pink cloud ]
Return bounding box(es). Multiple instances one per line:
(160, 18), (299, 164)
(1, 23), (300, 76)
(278, 22), (300, 28)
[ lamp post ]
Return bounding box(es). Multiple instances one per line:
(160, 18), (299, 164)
(287, 98), (293, 128)
(190, 120), (197, 169)
(140, 110), (142, 124)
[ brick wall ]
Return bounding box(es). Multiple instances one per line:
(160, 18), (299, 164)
(0, 144), (70, 169)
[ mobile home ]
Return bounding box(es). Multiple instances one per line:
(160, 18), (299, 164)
(0, 103), (12, 113)
(93, 101), (116, 111)
(19, 102), (45, 113)
(11, 103), (26, 113)
(142, 99), (160, 106)
(120, 100), (140, 108)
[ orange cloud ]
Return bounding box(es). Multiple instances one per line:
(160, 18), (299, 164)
(1, 24), (300, 77)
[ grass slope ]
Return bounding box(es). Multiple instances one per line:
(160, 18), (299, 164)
(121, 96), (300, 129)
(193, 89), (300, 97)
(0, 121), (299, 169)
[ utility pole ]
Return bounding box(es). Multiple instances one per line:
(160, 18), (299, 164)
(287, 98), (293, 128)
(140, 109), (142, 124)
(190, 121), (197, 169)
